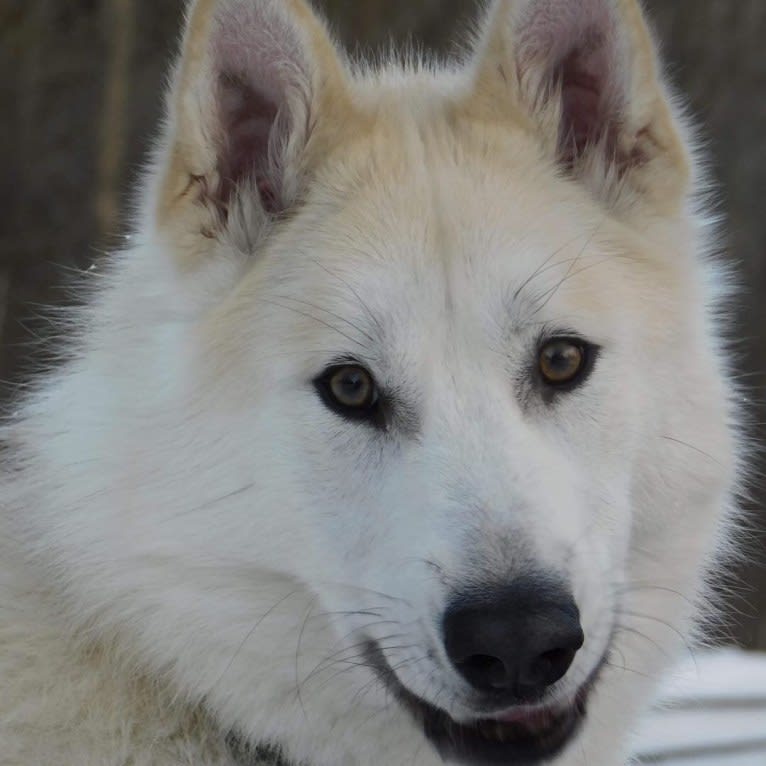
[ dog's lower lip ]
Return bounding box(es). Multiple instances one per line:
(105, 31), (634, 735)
(489, 703), (562, 725)
(488, 683), (589, 727)
(364, 640), (603, 765)
(422, 694), (584, 765)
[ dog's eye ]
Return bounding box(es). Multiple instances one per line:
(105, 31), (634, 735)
(538, 339), (589, 387)
(329, 366), (377, 408)
(315, 364), (380, 420)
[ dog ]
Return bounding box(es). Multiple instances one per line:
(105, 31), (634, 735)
(0, 0), (743, 764)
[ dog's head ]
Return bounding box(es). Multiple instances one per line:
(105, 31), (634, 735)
(24, 1), (736, 764)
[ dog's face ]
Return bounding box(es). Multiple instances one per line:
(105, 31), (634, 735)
(230, 137), (640, 752)
(196, 116), (702, 761)
(28, 1), (734, 764)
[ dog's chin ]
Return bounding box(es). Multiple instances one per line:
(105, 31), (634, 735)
(365, 642), (601, 766)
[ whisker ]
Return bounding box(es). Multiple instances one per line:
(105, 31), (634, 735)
(525, 217), (606, 317)
(614, 623), (672, 658)
(620, 610), (699, 670)
(299, 632), (406, 688)
(314, 581), (411, 607)
(513, 239), (605, 303)
(259, 298), (371, 351)
(212, 588), (302, 690)
(307, 608), (386, 622)
(271, 293), (377, 346)
(618, 582), (696, 610)
(659, 435), (724, 467)
(603, 659), (653, 679)
(294, 596), (319, 721)
(306, 256), (387, 340)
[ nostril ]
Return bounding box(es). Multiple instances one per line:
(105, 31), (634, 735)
(457, 653), (512, 691)
(520, 637), (582, 692)
(527, 648), (577, 686)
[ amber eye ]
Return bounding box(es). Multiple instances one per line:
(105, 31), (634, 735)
(538, 339), (588, 386)
(314, 364), (381, 422)
(328, 366), (376, 409)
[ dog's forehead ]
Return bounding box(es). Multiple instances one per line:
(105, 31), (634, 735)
(245, 106), (678, 366)
(280, 131), (636, 334)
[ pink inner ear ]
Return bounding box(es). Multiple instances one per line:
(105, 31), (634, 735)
(517, 0), (624, 164)
(208, 1), (309, 215)
(556, 37), (616, 163)
(217, 74), (280, 211)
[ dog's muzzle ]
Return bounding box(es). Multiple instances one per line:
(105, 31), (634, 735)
(364, 577), (604, 765)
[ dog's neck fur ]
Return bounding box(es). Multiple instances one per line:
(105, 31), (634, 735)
(0, 558), (303, 766)
(228, 736), (296, 766)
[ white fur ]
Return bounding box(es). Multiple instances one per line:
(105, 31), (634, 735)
(0, 0), (742, 764)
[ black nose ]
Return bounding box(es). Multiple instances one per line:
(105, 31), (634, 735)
(442, 578), (584, 701)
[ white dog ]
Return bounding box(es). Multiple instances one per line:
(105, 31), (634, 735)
(0, 0), (742, 764)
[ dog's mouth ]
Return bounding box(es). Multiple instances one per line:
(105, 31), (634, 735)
(365, 641), (601, 765)
(420, 688), (588, 765)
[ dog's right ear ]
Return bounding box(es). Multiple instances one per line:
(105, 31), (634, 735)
(469, 0), (691, 216)
(151, 0), (350, 264)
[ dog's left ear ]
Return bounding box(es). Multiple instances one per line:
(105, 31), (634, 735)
(150, 0), (351, 265)
(471, 0), (690, 213)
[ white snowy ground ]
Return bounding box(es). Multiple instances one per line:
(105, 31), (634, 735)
(632, 649), (766, 764)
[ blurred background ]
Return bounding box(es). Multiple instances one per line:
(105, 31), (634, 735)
(1, 1), (764, 647)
